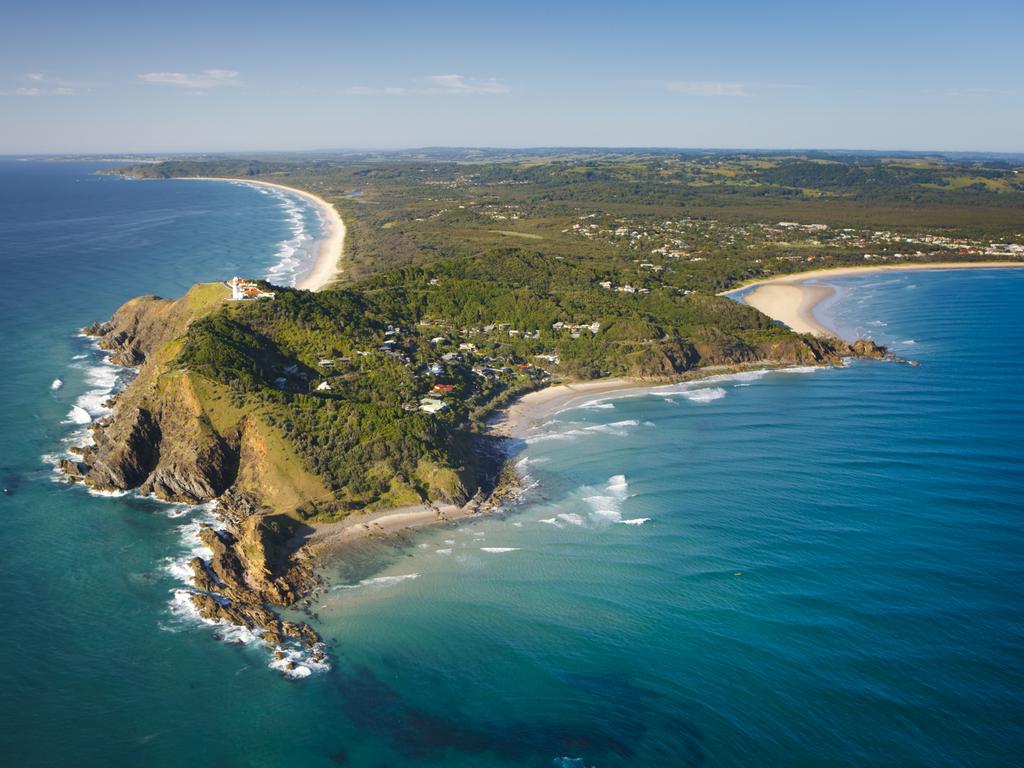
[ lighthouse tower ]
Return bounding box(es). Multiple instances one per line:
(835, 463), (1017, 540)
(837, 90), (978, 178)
(229, 276), (244, 300)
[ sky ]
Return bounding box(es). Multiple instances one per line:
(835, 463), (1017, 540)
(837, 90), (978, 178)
(1, 0), (1022, 154)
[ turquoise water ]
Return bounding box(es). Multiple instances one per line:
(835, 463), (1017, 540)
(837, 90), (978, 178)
(1, 162), (1022, 766)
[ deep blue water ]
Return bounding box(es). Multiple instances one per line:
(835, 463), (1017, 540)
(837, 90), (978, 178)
(1, 161), (1022, 766)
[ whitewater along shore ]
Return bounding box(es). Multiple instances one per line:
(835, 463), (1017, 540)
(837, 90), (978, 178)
(487, 358), (889, 439)
(728, 262), (1024, 339)
(177, 177), (345, 291)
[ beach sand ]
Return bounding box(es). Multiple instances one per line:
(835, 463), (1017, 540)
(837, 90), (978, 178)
(745, 283), (835, 336)
(488, 379), (641, 437)
(181, 177), (345, 291)
(305, 500), (487, 558)
(732, 261), (1024, 338)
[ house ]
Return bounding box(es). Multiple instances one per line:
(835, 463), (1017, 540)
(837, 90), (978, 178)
(227, 276), (275, 301)
(316, 381), (333, 391)
(431, 383), (456, 395)
(318, 358), (334, 367)
(458, 343), (477, 352)
(419, 397), (447, 414)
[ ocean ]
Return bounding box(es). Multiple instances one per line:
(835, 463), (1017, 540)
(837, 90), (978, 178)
(1, 160), (1022, 766)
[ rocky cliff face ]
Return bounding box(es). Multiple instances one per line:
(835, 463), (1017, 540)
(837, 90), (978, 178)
(624, 330), (889, 378)
(71, 285), (325, 664)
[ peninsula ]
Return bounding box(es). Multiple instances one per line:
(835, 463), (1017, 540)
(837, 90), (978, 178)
(65, 150), (1023, 665)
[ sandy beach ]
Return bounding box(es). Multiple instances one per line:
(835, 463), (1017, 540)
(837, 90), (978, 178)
(488, 379), (641, 437)
(304, 499), (487, 558)
(181, 177), (345, 291)
(729, 261), (1024, 339)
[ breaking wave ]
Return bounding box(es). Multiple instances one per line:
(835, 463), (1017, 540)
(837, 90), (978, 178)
(332, 573), (421, 590)
(230, 182), (326, 288)
(679, 387), (727, 403)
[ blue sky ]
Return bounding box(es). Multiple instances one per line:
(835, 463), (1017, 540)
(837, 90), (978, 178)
(1, 0), (1022, 153)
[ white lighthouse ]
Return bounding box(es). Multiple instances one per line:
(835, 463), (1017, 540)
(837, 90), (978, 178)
(226, 276), (275, 301)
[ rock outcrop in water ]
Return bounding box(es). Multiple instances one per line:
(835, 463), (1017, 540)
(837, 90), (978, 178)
(188, 513), (323, 654)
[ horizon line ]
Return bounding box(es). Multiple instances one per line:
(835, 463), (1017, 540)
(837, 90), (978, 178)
(3, 145), (1024, 158)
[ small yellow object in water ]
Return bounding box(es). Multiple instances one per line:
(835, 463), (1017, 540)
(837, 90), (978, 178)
(734, 571), (742, 576)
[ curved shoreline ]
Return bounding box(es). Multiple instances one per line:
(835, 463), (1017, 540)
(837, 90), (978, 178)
(177, 177), (345, 291)
(724, 261), (1024, 338)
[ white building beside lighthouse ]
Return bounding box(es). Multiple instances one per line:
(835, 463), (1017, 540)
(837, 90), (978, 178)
(228, 276), (275, 301)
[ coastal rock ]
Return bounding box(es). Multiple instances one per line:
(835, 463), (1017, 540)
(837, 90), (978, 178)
(86, 295), (175, 366)
(83, 406), (160, 491)
(849, 339), (888, 359)
(187, 514), (322, 651)
(137, 375), (237, 503)
(58, 458), (86, 480)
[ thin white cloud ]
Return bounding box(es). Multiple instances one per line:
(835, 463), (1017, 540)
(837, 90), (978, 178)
(0, 84), (75, 97)
(936, 87), (1019, 98)
(664, 80), (802, 97)
(138, 69), (240, 89)
(344, 75), (509, 96)
(344, 85), (406, 95)
(0, 73), (76, 96)
(666, 80), (750, 97)
(425, 74), (510, 94)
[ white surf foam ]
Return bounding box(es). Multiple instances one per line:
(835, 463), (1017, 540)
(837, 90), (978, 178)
(680, 387), (726, 403)
(606, 474), (628, 498)
(64, 405), (92, 424)
(617, 518), (650, 526)
(526, 419), (641, 444)
(774, 366), (822, 375)
(85, 487), (129, 498)
(332, 573), (421, 590)
(480, 547), (520, 553)
(255, 187), (325, 288)
(51, 378), (63, 390)
(579, 400), (615, 410)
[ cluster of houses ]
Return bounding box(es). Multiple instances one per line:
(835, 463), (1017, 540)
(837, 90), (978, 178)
(227, 276), (275, 301)
(290, 318), (567, 416)
(566, 212), (1024, 274)
(598, 281), (651, 295)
